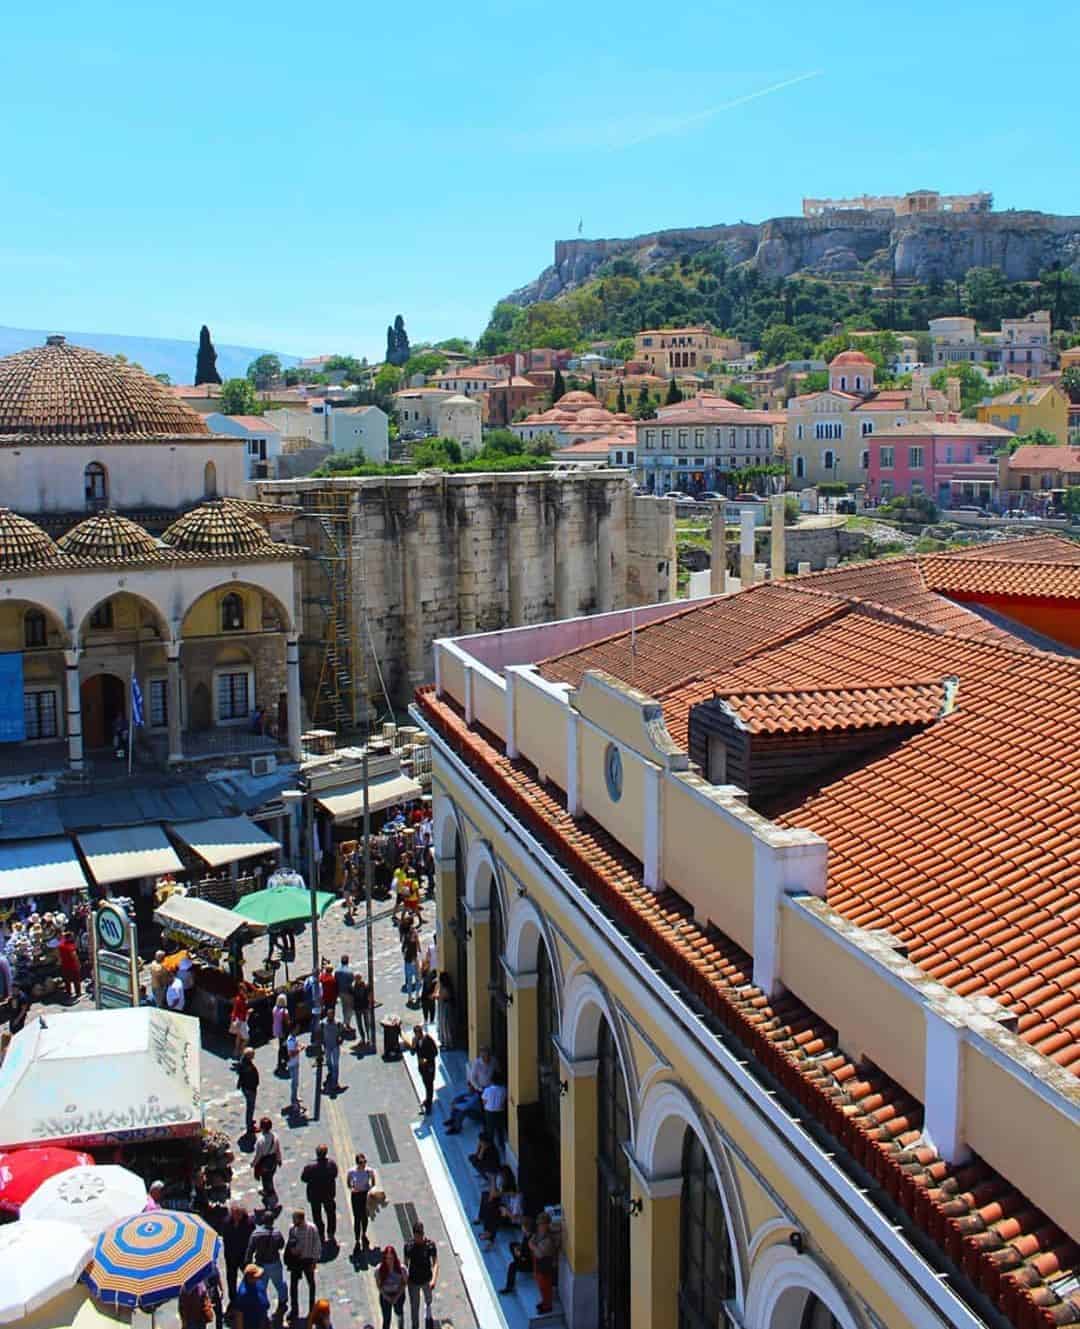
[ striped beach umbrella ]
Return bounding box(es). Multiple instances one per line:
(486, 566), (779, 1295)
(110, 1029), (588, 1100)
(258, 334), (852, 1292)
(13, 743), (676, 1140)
(82, 1212), (221, 1310)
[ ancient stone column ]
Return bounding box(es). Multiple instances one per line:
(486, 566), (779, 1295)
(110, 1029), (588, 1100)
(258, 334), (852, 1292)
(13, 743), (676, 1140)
(710, 503), (727, 595)
(166, 640), (183, 765)
(771, 493), (787, 581)
(64, 649), (83, 773)
(286, 633), (302, 760)
(739, 508), (757, 586)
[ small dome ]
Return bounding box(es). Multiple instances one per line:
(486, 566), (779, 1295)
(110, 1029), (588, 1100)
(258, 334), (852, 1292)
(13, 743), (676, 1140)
(58, 511), (159, 561)
(0, 508), (62, 572)
(161, 500), (273, 557)
(556, 391), (602, 409)
(830, 350), (874, 367)
(0, 336), (211, 439)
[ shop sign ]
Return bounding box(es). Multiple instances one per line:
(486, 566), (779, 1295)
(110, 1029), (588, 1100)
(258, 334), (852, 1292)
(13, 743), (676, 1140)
(92, 901), (139, 1010)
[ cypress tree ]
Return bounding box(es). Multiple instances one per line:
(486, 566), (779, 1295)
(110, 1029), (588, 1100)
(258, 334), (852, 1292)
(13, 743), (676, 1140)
(387, 314), (411, 367)
(589, 372), (598, 398)
(665, 377), (683, 404)
(616, 382), (627, 413)
(385, 325), (396, 363)
(195, 325), (222, 385)
(552, 368), (566, 402)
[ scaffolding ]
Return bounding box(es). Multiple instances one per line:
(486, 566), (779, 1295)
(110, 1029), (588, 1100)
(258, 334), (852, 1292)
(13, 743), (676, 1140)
(300, 486), (366, 735)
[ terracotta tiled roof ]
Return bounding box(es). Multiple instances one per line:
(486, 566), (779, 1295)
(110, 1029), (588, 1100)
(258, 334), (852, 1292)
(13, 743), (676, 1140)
(0, 508), (62, 571)
(225, 415), (278, 432)
(1008, 446), (1080, 472)
(922, 555), (1080, 601)
(829, 349), (874, 366)
(57, 511), (160, 561)
(936, 535), (1080, 564)
(161, 500), (277, 557)
(0, 337), (211, 440)
(418, 686), (1080, 1329)
(708, 679), (952, 734)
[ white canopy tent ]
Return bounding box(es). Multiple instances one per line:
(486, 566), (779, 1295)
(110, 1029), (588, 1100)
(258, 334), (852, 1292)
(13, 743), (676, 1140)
(77, 826), (183, 886)
(0, 838), (87, 901)
(167, 816), (280, 869)
(154, 893), (267, 947)
(0, 1008), (203, 1149)
(316, 772), (422, 824)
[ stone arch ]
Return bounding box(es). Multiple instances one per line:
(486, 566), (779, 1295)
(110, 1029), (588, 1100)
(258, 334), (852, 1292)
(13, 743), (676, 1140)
(84, 460), (108, 504)
(465, 835), (503, 913)
(745, 1243), (862, 1329)
(432, 791), (463, 862)
(203, 460), (218, 498)
(4, 597), (72, 650)
(505, 891), (561, 993)
(635, 1078), (749, 1304)
(793, 454), (806, 480)
(78, 589), (171, 643)
(561, 970), (635, 1125)
(178, 580), (294, 637)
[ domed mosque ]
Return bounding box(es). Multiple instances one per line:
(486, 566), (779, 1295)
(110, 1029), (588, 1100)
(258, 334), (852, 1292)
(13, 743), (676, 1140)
(0, 337), (306, 772)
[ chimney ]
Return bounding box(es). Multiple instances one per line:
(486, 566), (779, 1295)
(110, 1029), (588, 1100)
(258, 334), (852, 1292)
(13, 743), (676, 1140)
(710, 503), (727, 595)
(46, 334), (66, 347)
(910, 380), (927, 411)
(739, 508), (756, 586)
(946, 377), (961, 413)
(770, 493), (786, 580)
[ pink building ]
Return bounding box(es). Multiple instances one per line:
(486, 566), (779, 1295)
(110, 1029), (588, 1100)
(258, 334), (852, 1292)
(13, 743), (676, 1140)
(866, 419), (1014, 509)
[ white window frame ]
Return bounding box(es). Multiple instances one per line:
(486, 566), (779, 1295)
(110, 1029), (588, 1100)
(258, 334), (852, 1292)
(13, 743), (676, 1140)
(23, 686), (61, 742)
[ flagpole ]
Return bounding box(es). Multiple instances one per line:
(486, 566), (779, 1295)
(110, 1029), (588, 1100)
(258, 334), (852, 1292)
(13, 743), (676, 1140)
(128, 660), (135, 775)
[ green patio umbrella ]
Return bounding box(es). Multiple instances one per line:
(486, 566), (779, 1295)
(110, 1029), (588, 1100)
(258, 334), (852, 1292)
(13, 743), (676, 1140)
(232, 885), (335, 929)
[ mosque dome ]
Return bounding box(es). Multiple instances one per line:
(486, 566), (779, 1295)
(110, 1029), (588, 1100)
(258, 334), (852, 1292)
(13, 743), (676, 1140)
(57, 511), (160, 562)
(161, 500), (273, 557)
(0, 508), (62, 572)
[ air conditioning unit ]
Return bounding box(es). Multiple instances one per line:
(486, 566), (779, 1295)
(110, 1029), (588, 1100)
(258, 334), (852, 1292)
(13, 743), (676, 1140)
(251, 755), (278, 777)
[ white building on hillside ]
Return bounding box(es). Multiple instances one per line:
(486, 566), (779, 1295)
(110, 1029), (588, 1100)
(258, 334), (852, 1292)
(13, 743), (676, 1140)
(263, 404), (389, 463)
(206, 413), (283, 481)
(394, 388), (483, 453)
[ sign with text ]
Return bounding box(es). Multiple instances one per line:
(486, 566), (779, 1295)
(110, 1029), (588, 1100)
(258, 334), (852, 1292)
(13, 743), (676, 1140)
(91, 901), (139, 1010)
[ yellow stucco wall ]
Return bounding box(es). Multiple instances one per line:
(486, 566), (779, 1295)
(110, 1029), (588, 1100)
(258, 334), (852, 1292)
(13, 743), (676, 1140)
(514, 677), (568, 789)
(471, 668), (505, 741)
(579, 720), (647, 864)
(976, 386), (1069, 442)
(780, 903), (926, 1101)
(182, 586), (264, 638)
(663, 778), (756, 952)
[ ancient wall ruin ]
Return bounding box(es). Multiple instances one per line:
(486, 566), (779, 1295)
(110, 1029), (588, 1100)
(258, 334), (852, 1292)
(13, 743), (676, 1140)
(256, 471), (676, 717)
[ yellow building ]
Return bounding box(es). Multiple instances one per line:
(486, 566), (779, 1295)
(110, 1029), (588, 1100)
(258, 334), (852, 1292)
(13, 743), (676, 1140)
(634, 326), (741, 375)
(415, 535), (1080, 1329)
(975, 382), (1069, 442)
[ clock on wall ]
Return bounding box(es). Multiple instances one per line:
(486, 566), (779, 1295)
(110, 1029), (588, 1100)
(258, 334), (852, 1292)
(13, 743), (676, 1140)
(604, 742), (623, 802)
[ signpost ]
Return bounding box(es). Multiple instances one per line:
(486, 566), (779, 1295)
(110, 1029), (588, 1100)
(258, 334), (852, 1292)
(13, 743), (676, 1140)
(91, 901), (139, 1010)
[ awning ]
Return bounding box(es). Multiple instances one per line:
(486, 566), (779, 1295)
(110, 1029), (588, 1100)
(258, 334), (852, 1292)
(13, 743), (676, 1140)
(0, 838), (87, 901)
(154, 893), (267, 946)
(168, 816), (281, 868)
(77, 825), (183, 886)
(316, 772), (422, 823)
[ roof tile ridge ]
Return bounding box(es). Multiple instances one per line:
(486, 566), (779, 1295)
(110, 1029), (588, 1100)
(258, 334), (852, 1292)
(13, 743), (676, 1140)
(714, 677), (949, 700)
(725, 598), (852, 669)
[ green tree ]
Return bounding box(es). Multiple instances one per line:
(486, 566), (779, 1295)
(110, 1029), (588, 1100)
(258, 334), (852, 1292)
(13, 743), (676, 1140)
(552, 368), (566, 402)
(324, 355), (367, 381)
(195, 325), (221, 385)
(480, 428), (523, 457)
(589, 372), (598, 398)
(759, 323), (809, 365)
(523, 431), (556, 457)
(611, 336), (635, 361)
(1061, 365), (1080, 405)
(374, 364), (402, 395)
(386, 315), (410, 367)
(931, 363), (992, 413)
(413, 437), (462, 467)
(724, 382), (754, 408)
(1013, 428), (1059, 447)
(798, 370), (829, 394)
(433, 337), (472, 354)
(616, 382), (627, 413)
(246, 354), (282, 389)
(665, 378), (683, 404)
(219, 378), (260, 415)
(154, 372), (172, 386)
(634, 385), (656, 419)
(1062, 486), (1080, 516)
(403, 351), (448, 381)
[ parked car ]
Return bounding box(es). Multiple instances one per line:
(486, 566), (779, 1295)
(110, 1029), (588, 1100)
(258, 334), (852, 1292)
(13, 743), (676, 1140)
(695, 491), (724, 502)
(733, 492), (759, 502)
(662, 490), (692, 501)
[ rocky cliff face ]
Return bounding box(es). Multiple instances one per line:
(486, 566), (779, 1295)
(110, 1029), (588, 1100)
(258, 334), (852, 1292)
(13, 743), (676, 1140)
(505, 210), (1080, 305)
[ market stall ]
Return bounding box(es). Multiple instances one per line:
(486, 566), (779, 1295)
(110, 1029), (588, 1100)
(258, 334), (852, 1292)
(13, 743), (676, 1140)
(153, 894), (271, 1039)
(0, 1008), (212, 1208)
(166, 816), (281, 894)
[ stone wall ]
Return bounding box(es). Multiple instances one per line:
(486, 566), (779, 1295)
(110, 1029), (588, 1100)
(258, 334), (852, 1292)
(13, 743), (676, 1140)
(256, 471), (674, 714)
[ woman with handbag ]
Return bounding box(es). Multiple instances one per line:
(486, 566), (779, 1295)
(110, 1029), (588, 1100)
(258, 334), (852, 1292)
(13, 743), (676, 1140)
(374, 1246), (406, 1327)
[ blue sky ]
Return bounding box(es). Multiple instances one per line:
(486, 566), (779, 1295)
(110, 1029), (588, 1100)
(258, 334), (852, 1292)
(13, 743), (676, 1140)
(1, 0), (1075, 363)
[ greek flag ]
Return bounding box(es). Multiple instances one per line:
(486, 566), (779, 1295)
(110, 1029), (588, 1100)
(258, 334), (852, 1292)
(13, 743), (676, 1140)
(131, 674), (145, 728)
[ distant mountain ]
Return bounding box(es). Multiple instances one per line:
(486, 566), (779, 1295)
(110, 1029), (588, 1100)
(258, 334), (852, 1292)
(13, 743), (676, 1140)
(0, 325), (299, 384)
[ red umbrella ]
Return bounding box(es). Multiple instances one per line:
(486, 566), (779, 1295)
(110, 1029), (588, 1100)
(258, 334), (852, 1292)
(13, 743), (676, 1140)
(0, 1147), (94, 1214)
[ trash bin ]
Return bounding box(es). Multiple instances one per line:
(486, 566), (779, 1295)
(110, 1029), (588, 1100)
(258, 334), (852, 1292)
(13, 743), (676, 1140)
(381, 1018), (401, 1060)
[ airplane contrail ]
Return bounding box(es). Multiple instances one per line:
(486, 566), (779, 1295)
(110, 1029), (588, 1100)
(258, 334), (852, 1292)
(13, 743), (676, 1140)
(624, 70), (824, 146)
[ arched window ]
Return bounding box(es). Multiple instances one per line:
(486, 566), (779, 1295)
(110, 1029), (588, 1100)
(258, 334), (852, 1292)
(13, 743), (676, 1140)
(24, 609), (47, 648)
(679, 1129), (736, 1329)
(800, 1294), (843, 1329)
(221, 593), (245, 632)
(89, 599), (114, 630)
(839, 376), (847, 392)
(860, 449), (870, 470)
(84, 462), (107, 508)
(794, 455), (806, 480)
(204, 460), (218, 497)
(822, 449), (836, 471)
(488, 878), (507, 1072)
(597, 1019), (631, 1329)
(854, 375), (863, 392)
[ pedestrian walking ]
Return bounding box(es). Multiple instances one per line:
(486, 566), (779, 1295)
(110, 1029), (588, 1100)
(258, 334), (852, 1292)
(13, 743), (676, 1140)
(230, 1265), (270, 1329)
(402, 1222), (438, 1329)
(286, 1031), (305, 1116)
(166, 972), (185, 1011)
(419, 966), (437, 1028)
(179, 1280), (216, 1329)
(284, 1210), (320, 1324)
(335, 955), (354, 1033)
(321, 1013), (342, 1092)
(221, 1203), (255, 1303)
(482, 1077), (508, 1151)
(149, 950), (169, 1007)
(374, 1247), (406, 1328)
(230, 985), (250, 1060)
(529, 1212), (558, 1315)
(237, 1049), (259, 1136)
(246, 1210), (286, 1318)
(346, 1153), (376, 1254)
(303, 972), (322, 1034)
(405, 1024), (438, 1115)
(272, 994), (291, 1075)
(319, 962), (337, 1021)
(300, 1145), (338, 1246)
(352, 972), (371, 1048)
(58, 931), (81, 1000)
(252, 1118), (283, 1205)
(435, 972), (455, 1050)
(401, 929), (420, 1003)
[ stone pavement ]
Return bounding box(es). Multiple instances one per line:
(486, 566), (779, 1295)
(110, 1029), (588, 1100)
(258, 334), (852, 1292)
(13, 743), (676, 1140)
(20, 896), (480, 1329)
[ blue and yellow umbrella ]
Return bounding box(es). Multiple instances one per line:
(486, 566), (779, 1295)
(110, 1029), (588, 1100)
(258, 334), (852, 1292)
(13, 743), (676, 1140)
(81, 1212), (221, 1310)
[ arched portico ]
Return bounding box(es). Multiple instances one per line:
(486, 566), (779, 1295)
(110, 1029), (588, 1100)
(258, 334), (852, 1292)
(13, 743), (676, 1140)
(462, 836), (501, 1057)
(745, 1244), (861, 1329)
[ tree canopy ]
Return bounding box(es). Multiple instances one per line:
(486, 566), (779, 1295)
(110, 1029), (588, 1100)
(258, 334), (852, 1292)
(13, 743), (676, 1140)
(219, 378), (261, 415)
(386, 315), (411, 367)
(246, 354), (282, 388)
(1062, 364), (1080, 405)
(195, 325), (221, 385)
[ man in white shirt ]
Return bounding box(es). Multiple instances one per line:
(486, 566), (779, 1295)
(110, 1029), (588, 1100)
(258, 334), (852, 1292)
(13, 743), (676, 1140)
(165, 974), (185, 1011)
(481, 1080), (508, 1150)
(444, 1048), (496, 1134)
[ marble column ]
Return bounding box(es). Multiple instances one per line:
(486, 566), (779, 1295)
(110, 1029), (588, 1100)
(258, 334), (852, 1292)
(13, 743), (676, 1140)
(771, 492), (787, 581)
(507, 489), (525, 628)
(554, 492), (571, 621)
(64, 649), (83, 773)
(435, 853), (459, 981)
(710, 503), (727, 595)
(166, 640), (183, 765)
(286, 634), (302, 760)
(739, 508), (757, 586)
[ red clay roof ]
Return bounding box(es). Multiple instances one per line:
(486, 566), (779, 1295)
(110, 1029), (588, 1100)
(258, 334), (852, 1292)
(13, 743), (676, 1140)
(922, 555), (1080, 602)
(418, 684), (1080, 1329)
(710, 678), (951, 734)
(1008, 446), (1080, 472)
